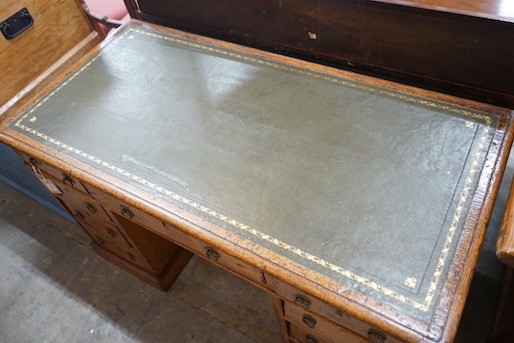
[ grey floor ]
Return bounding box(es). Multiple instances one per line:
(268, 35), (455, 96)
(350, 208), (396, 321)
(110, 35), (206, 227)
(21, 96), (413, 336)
(0, 150), (513, 342)
(0, 182), (281, 343)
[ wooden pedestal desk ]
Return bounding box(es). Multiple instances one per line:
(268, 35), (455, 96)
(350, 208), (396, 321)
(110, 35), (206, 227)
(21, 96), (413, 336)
(2, 18), (514, 343)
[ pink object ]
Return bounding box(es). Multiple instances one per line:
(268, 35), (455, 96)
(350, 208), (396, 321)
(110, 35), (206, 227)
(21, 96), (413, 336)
(84, 0), (128, 21)
(83, 0), (129, 36)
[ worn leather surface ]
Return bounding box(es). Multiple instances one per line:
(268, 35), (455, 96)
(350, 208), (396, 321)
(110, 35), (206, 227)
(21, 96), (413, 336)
(11, 23), (498, 320)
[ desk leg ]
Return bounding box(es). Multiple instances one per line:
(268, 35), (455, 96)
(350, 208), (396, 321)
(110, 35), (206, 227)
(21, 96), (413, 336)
(272, 295), (291, 343)
(492, 266), (514, 342)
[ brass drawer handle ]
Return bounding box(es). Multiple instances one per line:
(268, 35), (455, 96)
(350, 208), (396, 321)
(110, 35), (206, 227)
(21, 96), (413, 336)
(29, 157), (39, 166)
(120, 206), (134, 219)
(86, 202), (97, 213)
(127, 252), (136, 261)
(106, 227), (116, 238)
(62, 174), (75, 187)
(74, 211), (85, 220)
(301, 314), (316, 329)
(367, 329), (387, 343)
(96, 236), (105, 246)
(305, 335), (318, 343)
(205, 247), (220, 262)
(294, 295), (311, 310)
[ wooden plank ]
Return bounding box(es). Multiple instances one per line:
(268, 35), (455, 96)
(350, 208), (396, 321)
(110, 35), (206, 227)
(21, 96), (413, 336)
(127, 0), (514, 107)
(381, 0), (514, 21)
(0, 0), (95, 107)
(498, 178), (514, 268)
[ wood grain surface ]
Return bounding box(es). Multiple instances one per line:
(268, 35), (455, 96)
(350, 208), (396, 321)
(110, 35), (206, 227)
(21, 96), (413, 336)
(1, 19), (513, 343)
(498, 179), (514, 268)
(126, 0), (514, 108)
(0, 0), (96, 107)
(382, 0), (514, 20)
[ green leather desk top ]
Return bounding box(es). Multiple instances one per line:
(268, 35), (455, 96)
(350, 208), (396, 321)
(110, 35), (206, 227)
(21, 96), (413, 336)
(8, 22), (504, 324)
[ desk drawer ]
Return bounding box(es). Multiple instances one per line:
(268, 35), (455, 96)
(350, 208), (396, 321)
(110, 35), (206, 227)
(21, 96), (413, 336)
(80, 220), (132, 251)
(285, 301), (370, 343)
(80, 221), (150, 268)
(289, 322), (330, 343)
(144, 211), (266, 287)
(91, 188), (267, 287)
(49, 176), (113, 226)
(18, 151), (91, 195)
(183, 238), (266, 287)
(271, 277), (400, 343)
(91, 187), (164, 231)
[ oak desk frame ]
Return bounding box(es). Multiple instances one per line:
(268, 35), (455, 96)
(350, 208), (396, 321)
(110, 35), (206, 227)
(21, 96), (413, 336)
(1, 21), (513, 343)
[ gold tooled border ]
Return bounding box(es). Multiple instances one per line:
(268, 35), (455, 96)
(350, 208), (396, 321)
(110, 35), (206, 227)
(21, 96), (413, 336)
(14, 27), (493, 312)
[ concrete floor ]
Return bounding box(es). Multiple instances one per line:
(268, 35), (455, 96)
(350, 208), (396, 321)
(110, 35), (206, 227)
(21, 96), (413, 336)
(0, 151), (513, 343)
(0, 181), (281, 343)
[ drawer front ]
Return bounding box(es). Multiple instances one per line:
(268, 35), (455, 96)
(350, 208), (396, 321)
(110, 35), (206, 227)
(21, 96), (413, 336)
(93, 189), (266, 287)
(188, 240), (266, 287)
(81, 221), (153, 271)
(272, 278), (400, 343)
(130, 204), (266, 286)
(91, 187), (164, 230)
(18, 151), (91, 195)
(285, 302), (370, 343)
(49, 176), (113, 226)
(80, 220), (132, 251)
(289, 322), (330, 343)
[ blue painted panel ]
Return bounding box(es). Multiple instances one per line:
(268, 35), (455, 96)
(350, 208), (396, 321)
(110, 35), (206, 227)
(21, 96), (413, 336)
(0, 142), (72, 220)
